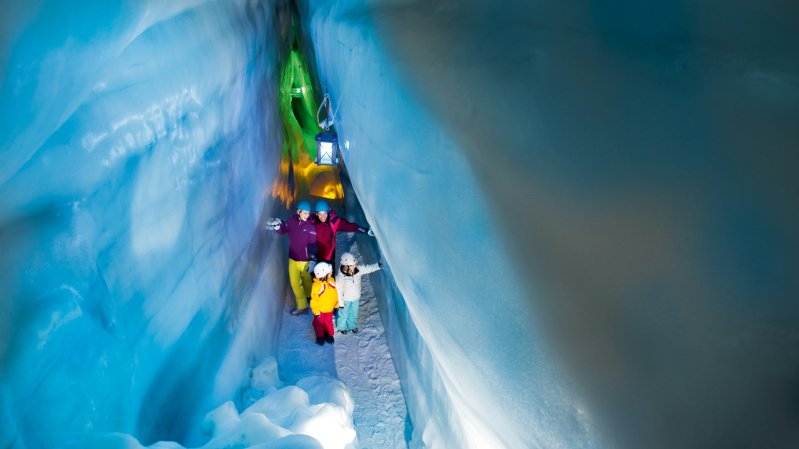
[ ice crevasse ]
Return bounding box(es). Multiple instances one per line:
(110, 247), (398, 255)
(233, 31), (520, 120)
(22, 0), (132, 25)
(2, 1), (799, 449)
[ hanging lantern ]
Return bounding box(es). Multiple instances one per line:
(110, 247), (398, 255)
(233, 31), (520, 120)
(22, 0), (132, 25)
(314, 84), (338, 166)
(315, 132), (338, 166)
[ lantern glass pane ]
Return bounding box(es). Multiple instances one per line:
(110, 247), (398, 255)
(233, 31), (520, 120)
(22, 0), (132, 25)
(318, 141), (335, 165)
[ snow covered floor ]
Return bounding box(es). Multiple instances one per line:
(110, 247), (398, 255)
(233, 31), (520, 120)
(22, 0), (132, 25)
(60, 236), (407, 449)
(276, 233), (409, 449)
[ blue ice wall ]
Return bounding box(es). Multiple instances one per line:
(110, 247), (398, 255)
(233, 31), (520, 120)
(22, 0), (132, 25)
(299, 1), (799, 449)
(1, 1), (287, 448)
(298, 2), (595, 448)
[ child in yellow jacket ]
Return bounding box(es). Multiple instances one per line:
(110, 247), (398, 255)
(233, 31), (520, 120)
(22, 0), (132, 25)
(310, 262), (338, 345)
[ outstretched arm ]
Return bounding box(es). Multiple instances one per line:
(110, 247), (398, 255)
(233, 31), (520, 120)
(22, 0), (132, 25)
(267, 218), (289, 234)
(335, 216), (366, 233)
(339, 218), (375, 237)
(330, 213), (375, 236)
(357, 263), (382, 276)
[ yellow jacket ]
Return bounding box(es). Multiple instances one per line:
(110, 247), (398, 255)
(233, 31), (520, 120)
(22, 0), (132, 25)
(310, 279), (338, 315)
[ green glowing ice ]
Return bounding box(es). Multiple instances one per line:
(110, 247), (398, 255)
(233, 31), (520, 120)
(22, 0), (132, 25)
(278, 41), (325, 163)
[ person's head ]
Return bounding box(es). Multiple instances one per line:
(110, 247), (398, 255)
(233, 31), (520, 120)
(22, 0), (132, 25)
(313, 262), (333, 280)
(315, 200), (330, 222)
(339, 252), (357, 275)
(296, 200), (312, 221)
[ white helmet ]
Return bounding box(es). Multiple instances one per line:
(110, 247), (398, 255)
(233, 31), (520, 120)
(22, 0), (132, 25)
(313, 262), (333, 279)
(340, 252), (356, 266)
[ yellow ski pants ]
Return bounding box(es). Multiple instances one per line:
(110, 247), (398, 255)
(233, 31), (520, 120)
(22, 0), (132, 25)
(288, 259), (312, 310)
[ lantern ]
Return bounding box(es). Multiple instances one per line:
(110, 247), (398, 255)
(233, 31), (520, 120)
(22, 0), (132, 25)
(314, 84), (339, 166)
(315, 132), (338, 166)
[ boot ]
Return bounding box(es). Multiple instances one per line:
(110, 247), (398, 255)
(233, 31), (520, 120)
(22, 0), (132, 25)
(291, 307), (308, 316)
(325, 335), (335, 344)
(315, 337), (324, 346)
(341, 330), (349, 334)
(351, 327), (359, 333)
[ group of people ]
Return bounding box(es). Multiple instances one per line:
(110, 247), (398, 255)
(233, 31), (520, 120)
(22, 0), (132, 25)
(267, 200), (382, 345)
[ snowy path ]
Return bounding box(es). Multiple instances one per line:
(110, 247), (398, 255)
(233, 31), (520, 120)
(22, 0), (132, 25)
(275, 296), (338, 383)
(276, 234), (408, 449)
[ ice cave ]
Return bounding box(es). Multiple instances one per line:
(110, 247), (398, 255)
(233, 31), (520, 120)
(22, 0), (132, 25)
(1, 1), (797, 449)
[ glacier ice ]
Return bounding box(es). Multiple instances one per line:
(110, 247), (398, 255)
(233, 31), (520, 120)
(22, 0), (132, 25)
(2, 0), (799, 449)
(61, 358), (353, 449)
(299, 1), (799, 448)
(1, 0), (289, 447)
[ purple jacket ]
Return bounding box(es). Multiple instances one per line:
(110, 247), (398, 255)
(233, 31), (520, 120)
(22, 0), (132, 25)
(276, 214), (317, 261)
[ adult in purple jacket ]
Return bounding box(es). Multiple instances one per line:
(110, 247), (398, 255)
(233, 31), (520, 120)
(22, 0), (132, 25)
(267, 200), (317, 315)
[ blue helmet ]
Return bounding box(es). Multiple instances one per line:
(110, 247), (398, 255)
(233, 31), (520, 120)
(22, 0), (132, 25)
(314, 199), (330, 213)
(296, 200), (312, 212)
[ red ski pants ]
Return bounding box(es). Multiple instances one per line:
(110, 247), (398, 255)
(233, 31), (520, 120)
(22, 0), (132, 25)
(313, 312), (335, 338)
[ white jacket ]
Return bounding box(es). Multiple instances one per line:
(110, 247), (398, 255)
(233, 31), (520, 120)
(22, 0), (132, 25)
(336, 263), (381, 306)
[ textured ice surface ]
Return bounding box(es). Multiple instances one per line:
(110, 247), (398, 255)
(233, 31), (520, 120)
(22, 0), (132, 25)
(329, 237), (407, 449)
(2, 0), (798, 449)
(60, 358), (352, 449)
(298, 1), (799, 448)
(298, 2), (595, 448)
(1, 1), (288, 447)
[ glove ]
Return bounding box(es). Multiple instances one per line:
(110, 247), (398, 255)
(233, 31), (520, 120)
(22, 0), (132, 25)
(367, 228), (375, 237)
(265, 218), (282, 230)
(307, 261), (317, 273)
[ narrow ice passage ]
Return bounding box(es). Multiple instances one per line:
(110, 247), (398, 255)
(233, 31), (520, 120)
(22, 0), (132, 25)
(3, 2), (798, 449)
(273, 15), (408, 448)
(277, 231), (408, 449)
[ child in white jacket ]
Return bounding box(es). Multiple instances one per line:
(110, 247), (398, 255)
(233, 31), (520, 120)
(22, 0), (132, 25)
(335, 252), (382, 334)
